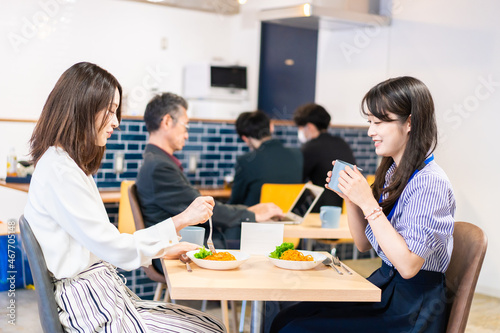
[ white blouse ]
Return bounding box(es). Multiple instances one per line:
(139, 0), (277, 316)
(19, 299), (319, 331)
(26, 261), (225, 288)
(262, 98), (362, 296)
(24, 147), (178, 279)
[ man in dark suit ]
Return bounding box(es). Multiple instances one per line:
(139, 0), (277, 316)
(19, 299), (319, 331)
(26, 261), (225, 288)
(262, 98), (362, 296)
(294, 103), (356, 212)
(229, 110), (303, 206)
(135, 93), (283, 273)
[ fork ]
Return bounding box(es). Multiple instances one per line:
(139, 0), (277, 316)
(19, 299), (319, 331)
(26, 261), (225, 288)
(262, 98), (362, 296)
(331, 248), (352, 275)
(207, 217), (217, 253)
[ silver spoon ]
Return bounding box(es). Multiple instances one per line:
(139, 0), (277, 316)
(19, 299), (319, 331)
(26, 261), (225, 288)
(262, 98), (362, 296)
(322, 256), (343, 275)
(180, 254), (193, 272)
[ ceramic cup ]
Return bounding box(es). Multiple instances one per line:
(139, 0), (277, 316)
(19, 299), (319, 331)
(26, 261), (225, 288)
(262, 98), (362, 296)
(320, 206), (342, 229)
(179, 226), (205, 246)
(328, 159), (357, 192)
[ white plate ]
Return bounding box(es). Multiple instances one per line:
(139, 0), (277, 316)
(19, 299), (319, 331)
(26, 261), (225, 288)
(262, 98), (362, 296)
(267, 250), (327, 270)
(186, 250), (250, 270)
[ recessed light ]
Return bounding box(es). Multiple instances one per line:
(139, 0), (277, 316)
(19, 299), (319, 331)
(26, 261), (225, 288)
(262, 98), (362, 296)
(303, 3), (312, 17)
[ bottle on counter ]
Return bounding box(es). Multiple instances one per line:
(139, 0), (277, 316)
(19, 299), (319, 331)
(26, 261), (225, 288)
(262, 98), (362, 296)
(6, 147), (17, 177)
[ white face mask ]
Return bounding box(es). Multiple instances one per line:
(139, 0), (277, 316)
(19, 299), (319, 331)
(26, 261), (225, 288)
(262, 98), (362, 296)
(298, 129), (307, 144)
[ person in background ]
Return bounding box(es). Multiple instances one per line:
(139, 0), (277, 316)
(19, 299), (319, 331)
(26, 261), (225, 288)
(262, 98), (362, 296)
(135, 93), (283, 269)
(294, 103), (356, 212)
(271, 76), (455, 332)
(229, 110), (303, 206)
(24, 62), (225, 332)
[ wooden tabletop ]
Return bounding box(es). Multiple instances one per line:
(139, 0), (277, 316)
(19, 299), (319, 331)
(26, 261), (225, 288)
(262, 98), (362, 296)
(283, 213), (352, 239)
(0, 180), (231, 203)
(162, 254), (380, 302)
(0, 181), (29, 192)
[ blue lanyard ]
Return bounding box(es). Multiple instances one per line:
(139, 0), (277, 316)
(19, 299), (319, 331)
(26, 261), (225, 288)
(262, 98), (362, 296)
(381, 154), (434, 220)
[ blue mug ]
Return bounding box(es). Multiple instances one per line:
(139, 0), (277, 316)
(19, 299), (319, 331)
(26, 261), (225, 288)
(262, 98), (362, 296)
(320, 206), (342, 228)
(328, 159), (360, 192)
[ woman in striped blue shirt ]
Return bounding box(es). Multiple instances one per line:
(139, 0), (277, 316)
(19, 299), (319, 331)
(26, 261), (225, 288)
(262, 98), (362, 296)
(271, 76), (455, 333)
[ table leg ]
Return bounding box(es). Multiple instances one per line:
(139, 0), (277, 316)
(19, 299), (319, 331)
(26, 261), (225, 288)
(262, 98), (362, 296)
(250, 300), (265, 333)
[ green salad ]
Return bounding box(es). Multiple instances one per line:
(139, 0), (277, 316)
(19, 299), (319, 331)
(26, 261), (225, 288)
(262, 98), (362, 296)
(193, 246), (212, 259)
(269, 242), (294, 259)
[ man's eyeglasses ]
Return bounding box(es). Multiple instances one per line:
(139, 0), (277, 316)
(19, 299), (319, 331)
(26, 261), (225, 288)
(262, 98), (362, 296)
(176, 120), (190, 131)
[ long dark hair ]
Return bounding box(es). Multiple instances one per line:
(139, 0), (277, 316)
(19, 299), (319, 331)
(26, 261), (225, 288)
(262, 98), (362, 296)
(361, 76), (437, 215)
(30, 62), (122, 175)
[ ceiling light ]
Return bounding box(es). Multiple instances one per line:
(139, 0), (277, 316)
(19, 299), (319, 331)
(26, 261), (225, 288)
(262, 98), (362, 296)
(303, 3), (311, 17)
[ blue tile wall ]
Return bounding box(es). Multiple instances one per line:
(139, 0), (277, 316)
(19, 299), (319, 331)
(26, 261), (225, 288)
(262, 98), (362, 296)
(96, 118), (377, 190)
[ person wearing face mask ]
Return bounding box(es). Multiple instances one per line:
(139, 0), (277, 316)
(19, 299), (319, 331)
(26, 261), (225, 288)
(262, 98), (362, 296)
(293, 103), (356, 212)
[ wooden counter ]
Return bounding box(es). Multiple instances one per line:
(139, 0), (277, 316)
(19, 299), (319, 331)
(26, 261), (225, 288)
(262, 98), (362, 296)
(0, 180), (231, 203)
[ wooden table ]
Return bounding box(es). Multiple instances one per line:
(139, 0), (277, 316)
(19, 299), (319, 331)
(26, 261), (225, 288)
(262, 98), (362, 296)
(0, 181), (231, 203)
(162, 254), (380, 332)
(283, 213), (351, 239)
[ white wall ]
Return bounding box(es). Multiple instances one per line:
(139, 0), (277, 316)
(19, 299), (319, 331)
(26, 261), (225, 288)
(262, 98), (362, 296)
(0, 0), (261, 158)
(316, 0), (500, 296)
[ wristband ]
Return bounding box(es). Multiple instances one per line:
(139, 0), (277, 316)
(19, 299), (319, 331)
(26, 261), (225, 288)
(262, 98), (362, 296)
(364, 206), (382, 220)
(367, 211), (383, 221)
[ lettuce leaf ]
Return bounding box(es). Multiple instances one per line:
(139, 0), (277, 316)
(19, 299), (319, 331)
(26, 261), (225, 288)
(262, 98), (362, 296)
(193, 246), (212, 259)
(269, 242), (294, 259)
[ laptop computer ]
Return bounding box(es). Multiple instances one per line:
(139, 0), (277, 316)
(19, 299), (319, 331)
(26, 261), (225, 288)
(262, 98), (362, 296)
(269, 183), (325, 225)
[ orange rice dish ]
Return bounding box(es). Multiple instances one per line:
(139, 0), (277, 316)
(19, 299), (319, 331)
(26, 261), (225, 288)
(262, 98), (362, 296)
(279, 249), (314, 261)
(204, 252), (237, 261)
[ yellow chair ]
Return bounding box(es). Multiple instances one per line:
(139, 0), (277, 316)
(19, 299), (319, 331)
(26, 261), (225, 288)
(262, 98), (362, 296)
(118, 181), (170, 302)
(260, 183), (305, 248)
(118, 180), (136, 234)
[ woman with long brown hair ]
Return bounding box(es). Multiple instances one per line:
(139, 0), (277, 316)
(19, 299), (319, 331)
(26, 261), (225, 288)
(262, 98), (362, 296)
(271, 76), (455, 332)
(24, 62), (225, 332)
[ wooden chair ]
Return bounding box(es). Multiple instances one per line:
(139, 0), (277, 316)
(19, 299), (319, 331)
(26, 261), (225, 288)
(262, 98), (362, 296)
(123, 181), (237, 332)
(445, 221), (487, 333)
(19, 215), (65, 333)
(118, 181), (170, 302)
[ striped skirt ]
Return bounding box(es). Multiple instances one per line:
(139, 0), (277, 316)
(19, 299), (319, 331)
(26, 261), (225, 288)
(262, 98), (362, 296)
(53, 261), (226, 333)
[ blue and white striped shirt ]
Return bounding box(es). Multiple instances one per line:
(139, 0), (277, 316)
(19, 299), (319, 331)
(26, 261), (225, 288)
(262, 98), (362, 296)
(365, 160), (456, 273)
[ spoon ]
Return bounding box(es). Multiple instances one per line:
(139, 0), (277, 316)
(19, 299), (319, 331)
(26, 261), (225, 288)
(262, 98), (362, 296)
(180, 254), (193, 272)
(322, 256), (342, 275)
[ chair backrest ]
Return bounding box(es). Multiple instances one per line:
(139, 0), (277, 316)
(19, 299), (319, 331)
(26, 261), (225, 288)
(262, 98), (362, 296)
(126, 183), (165, 283)
(118, 180), (137, 234)
(19, 215), (64, 333)
(260, 183), (305, 247)
(446, 221), (488, 333)
(260, 183), (305, 212)
(128, 183), (146, 231)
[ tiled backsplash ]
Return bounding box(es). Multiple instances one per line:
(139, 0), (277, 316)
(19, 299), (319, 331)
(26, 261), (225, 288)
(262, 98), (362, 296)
(96, 118), (378, 190)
